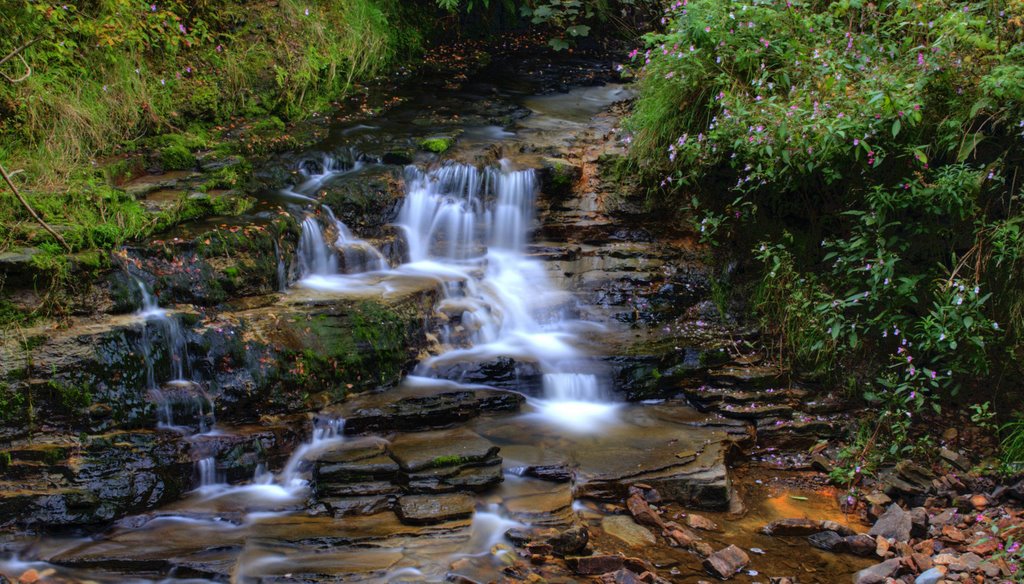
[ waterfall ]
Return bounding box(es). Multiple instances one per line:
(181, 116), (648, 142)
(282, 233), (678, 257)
(395, 162), (612, 429)
(297, 216), (339, 277)
(196, 457), (221, 488)
(136, 280), (190, 384)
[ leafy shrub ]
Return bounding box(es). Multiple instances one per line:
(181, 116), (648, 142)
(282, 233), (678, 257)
(625, 0), (1024, 470)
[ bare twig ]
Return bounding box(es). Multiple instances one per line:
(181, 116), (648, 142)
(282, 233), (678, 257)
(0, 38), (40, 84)
(0, 162), (71, 252)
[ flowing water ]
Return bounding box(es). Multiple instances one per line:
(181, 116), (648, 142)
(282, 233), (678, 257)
(0, 51), (869, 584)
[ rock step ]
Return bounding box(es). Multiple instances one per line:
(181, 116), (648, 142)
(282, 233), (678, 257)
(326, 383), (524, 434)
(707, 363), (788, 388)
(312, 428), (504, 523)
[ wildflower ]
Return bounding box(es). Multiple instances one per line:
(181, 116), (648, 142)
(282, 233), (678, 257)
(179, 24), (187, 34)
(993, 322), (1000, 330)
(151, 4), (156, 11)
(853, 138), (859, 146)
(304, 7), (310, 15)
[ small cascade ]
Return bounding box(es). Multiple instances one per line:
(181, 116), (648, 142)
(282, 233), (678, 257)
(296, 215), (339, 277)
(149, 381), (215, 433)
(393, 162), (618, 429)
(322, 206), (388, 273)
(196, 457), (221, 489)
(279, 417), (345, 489)
(135, 280), (190, 384)
(281, 150), (364, 202)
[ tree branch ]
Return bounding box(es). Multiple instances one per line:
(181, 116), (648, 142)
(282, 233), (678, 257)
(0, 162), (71, 252)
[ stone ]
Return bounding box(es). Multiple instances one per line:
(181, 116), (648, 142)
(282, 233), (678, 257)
(969, 494), (989, 510)
(940, 524), (966, 543)
(603, 515), (657, 547)
(845, 534), (878, 556)
(939, 448), (970, 472)
(869, 504), (913, 542)
(807, 530), (847, 552)
(811, 452), (834, 473)
(761, 518), (856, 537)
(929, 508), (958, 527)
(395, 493), (475, 525)
(909, 507), (929, 538)
(685, 514), (719, 531)
(978, 561), (1000, 578)
(853, 559), (901, 584)
(702, 545), (749, 579)
(866, 492), (893, 506)
(911, 553), (933, 572)
(627, 492), (664, 528)
(915, 567), (946, 584)
(875, 535), (891, 558)
(966, 537), (999, 555)
(547, 525), (589, 556)
(569, 555), (624, 575)
(388, 428), (499, 472)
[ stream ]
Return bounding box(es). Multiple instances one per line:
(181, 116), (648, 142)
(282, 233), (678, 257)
(0, 47), (870, 583)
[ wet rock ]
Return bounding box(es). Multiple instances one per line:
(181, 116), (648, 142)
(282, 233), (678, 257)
(388, 428), (499, 472)
(845, 534), (879, 557)
(853, 558), (901, 584)
(869, 504), (913, 542)
(538, 157), (582, 197)
(702, 545), (749, 579)
(685, 514), (719, 532)
(548, 525), (590, 556)
(406, 460), (503, 493)
(626, 491), (664, 529)
(602, 515), (657, 547)
(569, 554), (624, 575)
(761, 518), (856, 537)
(318, 166), (404, 237)
(336, 385), (524, 434)
(395, 492), (475, 525)
(807, 530), (847, 552)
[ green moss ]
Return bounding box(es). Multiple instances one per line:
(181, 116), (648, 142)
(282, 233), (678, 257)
(42, 447), (66, 466)
(0, 382), (26, 425)
(419, 137), (454, 153)
(47, 380), (92, 412)
(160, 144), (197, 171)
(0, 451), (11, 471)
(430, 454), (469, 467)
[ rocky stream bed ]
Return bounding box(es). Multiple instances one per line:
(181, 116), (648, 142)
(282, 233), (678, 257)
(1, 43), (1019, 584)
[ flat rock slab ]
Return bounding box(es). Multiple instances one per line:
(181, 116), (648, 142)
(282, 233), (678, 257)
(396, 493), (475, 525)
(330, 380), (524, 434)
(602, 515), (657, 547)
(388, 428), (499, 472)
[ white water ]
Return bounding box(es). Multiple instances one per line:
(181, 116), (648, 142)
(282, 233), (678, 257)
(285, 159), (616, 430)
(193, 417), (345, 503)
(135, 279), (190, 385)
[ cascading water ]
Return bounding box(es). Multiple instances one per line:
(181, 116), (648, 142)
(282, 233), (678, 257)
(136, 279), (190, 384)
(394, 162), (616, 430)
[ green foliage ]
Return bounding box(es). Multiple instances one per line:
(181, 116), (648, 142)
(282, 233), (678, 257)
(0, 0), (426, 184)
(1000, 417), (1024, 473)
(626, 0), (1024, 466)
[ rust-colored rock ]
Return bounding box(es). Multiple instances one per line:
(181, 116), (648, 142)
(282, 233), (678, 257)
(627, 492), (664, 529)
(702, 545), (749, 579)
(569, 554), (625, 575)
(685, 513), (719, 531)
